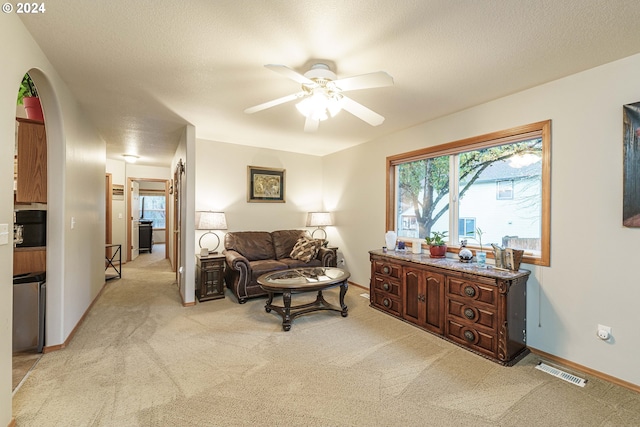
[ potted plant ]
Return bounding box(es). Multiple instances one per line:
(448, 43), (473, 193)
(17, 73), (44, 122)
(425, 230), (448, 258)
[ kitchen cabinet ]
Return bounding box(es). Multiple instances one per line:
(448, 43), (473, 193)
(15, 118), (47, 204)
(14, 247), (46, 276)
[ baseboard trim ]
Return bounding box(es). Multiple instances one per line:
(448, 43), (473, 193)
(42, 280), (108, 354)
(348, 280), (367, 290)
(529, 347), (639, 393)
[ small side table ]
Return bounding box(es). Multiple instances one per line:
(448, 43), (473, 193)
(105, 243), (122, 280)
(196, 254), (225, 301)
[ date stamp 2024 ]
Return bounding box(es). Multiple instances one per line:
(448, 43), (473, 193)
(2, 2), (46, 14)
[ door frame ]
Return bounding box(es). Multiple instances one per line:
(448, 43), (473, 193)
(126, 177), (170, 262)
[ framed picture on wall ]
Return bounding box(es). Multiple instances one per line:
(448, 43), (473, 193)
(623, 102), (640, 227)
(247, 166), (286, 203)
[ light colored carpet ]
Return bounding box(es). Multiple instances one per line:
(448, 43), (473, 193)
(11, 250), (640, 426)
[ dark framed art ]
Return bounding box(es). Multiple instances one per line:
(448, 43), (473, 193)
(623, 102), (640, 227)
(247, 166), (286, 203)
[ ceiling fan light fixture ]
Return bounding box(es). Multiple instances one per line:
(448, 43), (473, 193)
(245, 62), (393, 131)
(296, 91), (342, 122)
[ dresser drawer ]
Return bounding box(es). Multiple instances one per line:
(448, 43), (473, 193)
(201, 261), (224, 271)
(446, 278), (497, 307)
(446, 319), (496, 357)
(371, 291), (402, 317)
(447, 297), (497, 330)
(372, 260), (401, 279)
(372, 275), (401, 297)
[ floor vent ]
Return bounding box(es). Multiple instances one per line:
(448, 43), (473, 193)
(536, 362), (587, 387)
(360, 293), (370, 299)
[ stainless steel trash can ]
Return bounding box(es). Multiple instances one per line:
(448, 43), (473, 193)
(13, 271), (46, 353)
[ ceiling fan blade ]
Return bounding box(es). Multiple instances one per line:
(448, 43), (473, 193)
(333, 71), (394, 92)
(244, 92), (304, 114)
(304, 116), (319, 133)
(340, 96), (385, 126)
(265, 64), (315, 85)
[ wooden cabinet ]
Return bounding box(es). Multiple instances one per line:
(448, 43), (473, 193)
(14, 247), (46, 276)
(403, 267), (445, 334)
(196, 254), (225, 301)
(370, 258), (403, 317)
(370, 250), (529, 365)
(15, 118), (47, 204)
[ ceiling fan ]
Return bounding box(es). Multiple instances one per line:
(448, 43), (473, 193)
(244, 63), (394, 132)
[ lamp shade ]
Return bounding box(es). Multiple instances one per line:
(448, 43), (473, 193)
(306, 212), (333, 227)
(195, 211), (227, 230)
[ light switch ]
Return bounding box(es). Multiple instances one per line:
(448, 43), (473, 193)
(118, 213), (123, 219)
(71, 217), (76, 229)
(0, 224), (8, 245)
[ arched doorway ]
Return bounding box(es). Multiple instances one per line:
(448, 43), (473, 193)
(11, 69), (65, 389)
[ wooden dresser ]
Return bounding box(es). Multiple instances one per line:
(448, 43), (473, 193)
(369, 249), (530, 365)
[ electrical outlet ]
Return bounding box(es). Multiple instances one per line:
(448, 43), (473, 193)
(597, 324), (611, 340)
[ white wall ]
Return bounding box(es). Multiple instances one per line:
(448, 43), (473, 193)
(324, 53), (640, 387)
(1, 15), (106, 424)
(194, 139), (325, 250)
(172, 125), (196, 304)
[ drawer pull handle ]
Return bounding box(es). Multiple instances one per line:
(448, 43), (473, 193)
(382, 266), (390, 275)
(464, 286), (476, 297)
(464, 330), (475, 342)
(464, 308), (475, 320)
(383, 298), (390, 307)
(383, 282), (390, 291)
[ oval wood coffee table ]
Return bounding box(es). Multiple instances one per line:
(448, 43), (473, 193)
(257, 267), (350, 331)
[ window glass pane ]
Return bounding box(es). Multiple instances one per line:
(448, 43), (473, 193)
(396, 155), (450, 239)
(459, 217), (476, 238)
(457, 139), (542, 254)
(140, 196), (166, 228)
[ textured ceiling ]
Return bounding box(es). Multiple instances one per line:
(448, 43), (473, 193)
(19, 0), (640, 165)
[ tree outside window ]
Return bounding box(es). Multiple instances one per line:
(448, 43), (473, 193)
(140, 195), (166, 229)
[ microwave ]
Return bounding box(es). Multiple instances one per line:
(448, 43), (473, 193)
(15, 210), (46, 247)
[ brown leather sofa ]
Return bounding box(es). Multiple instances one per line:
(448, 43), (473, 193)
(223, 230), (337, 303)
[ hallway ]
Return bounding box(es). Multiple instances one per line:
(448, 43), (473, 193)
(12, 244), (170, 392)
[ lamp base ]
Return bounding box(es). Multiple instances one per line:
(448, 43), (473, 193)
(199, 231), (221, 254)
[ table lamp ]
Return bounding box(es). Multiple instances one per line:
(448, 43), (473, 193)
(195, 211), (227, 255)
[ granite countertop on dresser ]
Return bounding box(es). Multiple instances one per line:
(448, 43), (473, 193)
(369, 249), (530, 279)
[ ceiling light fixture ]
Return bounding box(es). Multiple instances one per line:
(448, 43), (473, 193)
(245, 62), (393, 132)
(122, 154), (139, 163)
(295, 64), (343, 122)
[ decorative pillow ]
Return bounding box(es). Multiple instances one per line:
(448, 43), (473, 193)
(290, 237), (321, 262)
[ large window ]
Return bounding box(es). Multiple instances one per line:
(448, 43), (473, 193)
(140, 194), (166, 229)
(387, 120), (551, 266)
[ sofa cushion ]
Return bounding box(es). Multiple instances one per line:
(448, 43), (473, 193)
(290, 236), (322, 263)
(225, 231), (275, 261)
(272, 230), (308, 260)
(250, 259), (288, 282)
(278, 257), (323, 269)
